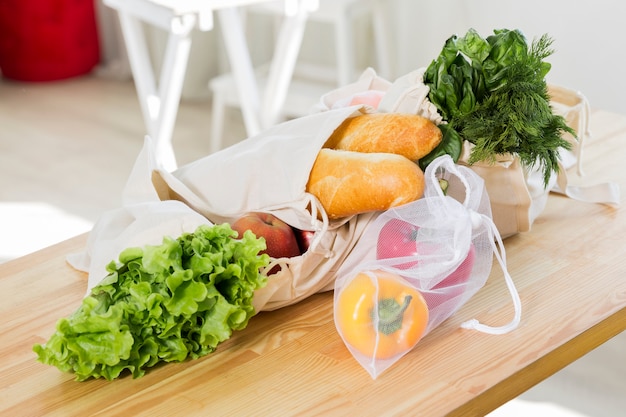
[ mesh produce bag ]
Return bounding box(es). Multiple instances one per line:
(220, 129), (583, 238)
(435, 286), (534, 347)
(333, 155), (521, 378)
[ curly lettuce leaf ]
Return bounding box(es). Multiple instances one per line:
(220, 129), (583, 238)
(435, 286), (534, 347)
(33, 223), (270, 381)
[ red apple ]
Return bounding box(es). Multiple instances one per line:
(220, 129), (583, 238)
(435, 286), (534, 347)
(231, 212), (301, 274)
(293, 228), (316, 254)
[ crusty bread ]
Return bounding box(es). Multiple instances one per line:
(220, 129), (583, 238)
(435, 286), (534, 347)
(324, 113), (442, 161)
(306, 148), (425, 219)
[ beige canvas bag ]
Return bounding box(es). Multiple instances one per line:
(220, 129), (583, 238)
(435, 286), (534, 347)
(321, 69), (620, 238)
(69, 105), (378, 312)
(456, 85), (620, 237)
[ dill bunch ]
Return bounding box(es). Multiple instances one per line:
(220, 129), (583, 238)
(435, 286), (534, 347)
(424, 29), (576, 187)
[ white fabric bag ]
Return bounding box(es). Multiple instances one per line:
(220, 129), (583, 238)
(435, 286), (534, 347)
(333, 155), (521, 379)
(311, 67), (391, 114)
(69, 106), (378, 312)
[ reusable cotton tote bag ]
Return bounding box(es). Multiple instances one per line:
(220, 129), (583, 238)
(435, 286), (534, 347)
(333, 155), (521, 379)
(69, 105), (378, 312)
(316, 69), (620, 238)
(456, 85), (620, 237)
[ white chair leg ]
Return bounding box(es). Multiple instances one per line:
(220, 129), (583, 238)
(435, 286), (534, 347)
(216, 8), (262, 138)
(259, 2), (310, 129)
(153, 22), (194, 171)
(115, 10), (194, 172)
(209, 88), (226, 154)
(371, 0), (392, 79)
(334, 10), (354, 87)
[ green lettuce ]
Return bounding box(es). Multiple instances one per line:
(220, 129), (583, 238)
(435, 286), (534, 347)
(33, 223), (270, 381)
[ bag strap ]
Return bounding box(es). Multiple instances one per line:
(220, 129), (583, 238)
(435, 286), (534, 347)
(568, 87), (590, 176)
(550, 87), (620, 207)
(261, 193), (333, 274)
(427, 156), (522, 334)
(553, 163), (620, 207)
(460, 211), (522, 335)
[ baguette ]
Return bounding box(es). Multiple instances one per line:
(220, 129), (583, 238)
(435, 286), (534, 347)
(306, 148), (425, 219)
(325, 113), (442, 161)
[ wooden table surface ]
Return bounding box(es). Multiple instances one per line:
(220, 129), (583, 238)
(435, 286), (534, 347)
(1, 110), (625, 417)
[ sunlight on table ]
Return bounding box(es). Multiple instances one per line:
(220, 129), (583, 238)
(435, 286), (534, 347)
(0, 202), (93, 263)
(487, 399), (590, 417)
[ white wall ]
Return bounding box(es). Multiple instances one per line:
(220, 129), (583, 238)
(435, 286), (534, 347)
(96, 0), (625, 114)
(389, 0), (626, 115)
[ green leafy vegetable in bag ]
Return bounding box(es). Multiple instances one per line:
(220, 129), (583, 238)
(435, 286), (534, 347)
(33, 223), (270, 381)
(423, 28), (576, 186)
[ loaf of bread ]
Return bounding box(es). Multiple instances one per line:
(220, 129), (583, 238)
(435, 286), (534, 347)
(306, 148), (425, 219)
(324, 113), (442, 161)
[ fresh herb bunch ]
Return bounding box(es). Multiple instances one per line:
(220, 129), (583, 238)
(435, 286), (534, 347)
(34, 223), (270, 381)
(423, 28), (576, 186)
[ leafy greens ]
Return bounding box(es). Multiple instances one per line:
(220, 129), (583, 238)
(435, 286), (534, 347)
(422, 28), (576, 186)
(33, 223), (270, 381)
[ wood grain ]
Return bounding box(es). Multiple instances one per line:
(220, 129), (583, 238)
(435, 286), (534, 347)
(1, 110), (625, 417)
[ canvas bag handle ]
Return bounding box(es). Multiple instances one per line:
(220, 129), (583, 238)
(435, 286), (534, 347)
(551, 88), (620, 206)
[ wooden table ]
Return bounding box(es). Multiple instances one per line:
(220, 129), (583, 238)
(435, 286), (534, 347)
(1, 110), (625, 416)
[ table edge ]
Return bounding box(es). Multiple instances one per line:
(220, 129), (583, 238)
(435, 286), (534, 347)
(447, 305), (626, 416)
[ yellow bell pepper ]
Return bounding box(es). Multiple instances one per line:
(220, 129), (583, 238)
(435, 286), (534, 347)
(336, 269), (429, 359)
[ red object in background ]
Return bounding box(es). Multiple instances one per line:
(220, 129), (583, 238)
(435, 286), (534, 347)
(0, 0), (100, 82)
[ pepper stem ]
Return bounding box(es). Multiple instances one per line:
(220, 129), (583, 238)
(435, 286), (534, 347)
(375, 295), (412, 335)
(439, 178), (449, 196)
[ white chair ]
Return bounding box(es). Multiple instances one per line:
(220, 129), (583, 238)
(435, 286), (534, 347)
(208, 0), (390, 153)
(104, 0), (317, 171)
